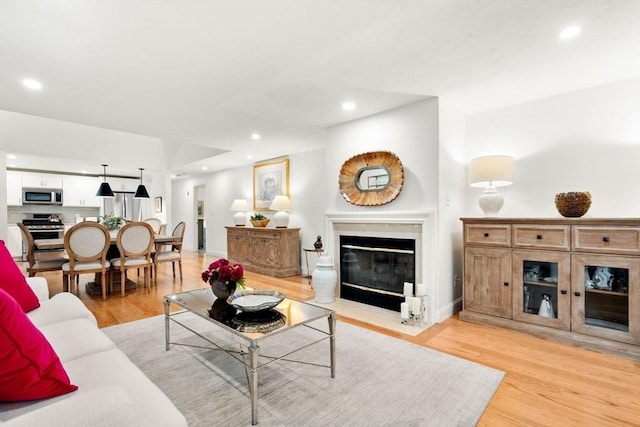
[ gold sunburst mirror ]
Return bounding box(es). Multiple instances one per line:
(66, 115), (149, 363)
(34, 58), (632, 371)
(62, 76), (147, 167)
(338, 151), (404, 206)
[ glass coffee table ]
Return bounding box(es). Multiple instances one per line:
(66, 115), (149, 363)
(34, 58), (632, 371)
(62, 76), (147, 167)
(163, 288), (336, 425)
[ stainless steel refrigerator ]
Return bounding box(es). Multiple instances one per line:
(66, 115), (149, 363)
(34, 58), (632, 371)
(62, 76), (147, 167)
(103, 192), (142, 222)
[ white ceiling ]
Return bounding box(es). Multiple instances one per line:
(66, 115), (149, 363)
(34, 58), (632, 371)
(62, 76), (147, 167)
(1, 0), (639, 177)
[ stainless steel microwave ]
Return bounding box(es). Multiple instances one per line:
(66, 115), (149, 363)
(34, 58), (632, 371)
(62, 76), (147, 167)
(22, 188), (63, 205)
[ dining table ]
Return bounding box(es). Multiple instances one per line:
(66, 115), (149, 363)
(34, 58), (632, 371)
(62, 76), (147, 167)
(35, 233), (182, 295)
(34, 234), (181, 251)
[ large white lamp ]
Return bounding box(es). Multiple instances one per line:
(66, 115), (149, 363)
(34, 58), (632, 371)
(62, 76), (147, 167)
(230, 199), (249, 226)
(469, 155), (514, 217)
(269, 195), (292, 228)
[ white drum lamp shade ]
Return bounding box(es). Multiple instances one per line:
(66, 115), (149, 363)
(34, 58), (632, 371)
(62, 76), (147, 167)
(470, 155), (514, 217)
(230, 199), (249, 226)
(269, 195), (292, 228)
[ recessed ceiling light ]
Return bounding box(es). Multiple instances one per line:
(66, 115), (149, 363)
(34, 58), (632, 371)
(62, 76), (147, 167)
(341, 101), (356, 111)
(246, 154), (253, 160)
(7, 154), (16, 160)
(251, 133), (261, 140)
(201, 166), (208, 171)
(22, 79), (43, 90)
(559, 25), (581, 40)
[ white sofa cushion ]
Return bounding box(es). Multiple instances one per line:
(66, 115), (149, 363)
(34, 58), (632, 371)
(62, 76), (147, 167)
(63, 349), (188, 426)
(25, 277), (49, 302)
(1, 386), (140, 427)
(27, 292), (96, 328)
(38, 318), (115, 363)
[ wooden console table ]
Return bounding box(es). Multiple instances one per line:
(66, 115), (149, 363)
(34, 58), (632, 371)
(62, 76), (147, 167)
(226, 226), (301, 278)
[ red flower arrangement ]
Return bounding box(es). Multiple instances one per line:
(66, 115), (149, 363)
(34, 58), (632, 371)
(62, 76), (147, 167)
(201, 258), (246, 293)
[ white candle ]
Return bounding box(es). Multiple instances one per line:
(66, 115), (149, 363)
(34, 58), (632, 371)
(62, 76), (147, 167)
(410, 297), (422, 315)
(403, 282), (413, 297)
(416, 283), (427, 296)
(400, 302), (410, 319)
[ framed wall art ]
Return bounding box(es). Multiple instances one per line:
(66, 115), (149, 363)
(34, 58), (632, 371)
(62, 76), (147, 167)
(253, 157), (289, 210)
(155, 197), (163, 213)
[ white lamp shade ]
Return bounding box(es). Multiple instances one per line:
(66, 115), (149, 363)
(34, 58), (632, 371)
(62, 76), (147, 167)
(269, 195), (291, 211)
(230, 199), (249, 211)
(469, 155), (514, 188)
(270, 195), (291, 228)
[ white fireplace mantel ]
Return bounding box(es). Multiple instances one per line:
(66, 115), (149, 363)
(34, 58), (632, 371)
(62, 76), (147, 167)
(324, 210), (438, 325)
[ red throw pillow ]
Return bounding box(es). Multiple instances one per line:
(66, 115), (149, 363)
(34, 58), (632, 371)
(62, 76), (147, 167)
(0, 240), (40, 312)
(0, 288), (78, 401)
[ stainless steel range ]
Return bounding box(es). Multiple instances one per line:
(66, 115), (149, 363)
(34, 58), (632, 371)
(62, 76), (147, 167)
(22, 213), (65, 239)
(21, 213), (65, 261)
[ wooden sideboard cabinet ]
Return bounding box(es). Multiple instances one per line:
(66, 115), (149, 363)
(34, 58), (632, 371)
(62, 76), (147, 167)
(460, 218), (640, 360)
(226, 226), (301, 278)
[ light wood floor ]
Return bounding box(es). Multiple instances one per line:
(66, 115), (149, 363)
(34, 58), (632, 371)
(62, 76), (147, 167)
(25, 251), (640, 426)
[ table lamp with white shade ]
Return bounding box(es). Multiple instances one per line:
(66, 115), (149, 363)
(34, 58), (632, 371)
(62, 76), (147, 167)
(269, 195), (292, 228)
(469, 155), (514, 217)
(230, 199), (249, 226)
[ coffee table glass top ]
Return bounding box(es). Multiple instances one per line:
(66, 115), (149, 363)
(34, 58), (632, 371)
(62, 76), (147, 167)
(164, 287), (333, 340)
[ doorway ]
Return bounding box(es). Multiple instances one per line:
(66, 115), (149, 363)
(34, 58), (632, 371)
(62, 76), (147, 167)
(195, 184), (206, 252)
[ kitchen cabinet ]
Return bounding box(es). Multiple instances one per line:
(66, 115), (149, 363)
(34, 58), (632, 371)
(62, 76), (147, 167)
(63, 176), (102, 207)
(21, 172), (63, 189)
(6, 171), (22, 205)
(6, 225), (23, 259)
(226, 226), (300, 277)
(461, 218), (640, 360)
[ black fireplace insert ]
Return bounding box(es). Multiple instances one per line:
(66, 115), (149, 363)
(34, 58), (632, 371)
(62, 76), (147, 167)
(340, 235), (415, 312)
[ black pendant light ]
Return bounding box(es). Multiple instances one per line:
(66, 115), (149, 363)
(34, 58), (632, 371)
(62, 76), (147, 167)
(134, 168), (150, 198)
(96, 164), (115, 197)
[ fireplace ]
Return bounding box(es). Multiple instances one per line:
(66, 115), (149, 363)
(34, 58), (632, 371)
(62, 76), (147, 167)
(340, 235), (415, 311)
(325, 210), (437, 324)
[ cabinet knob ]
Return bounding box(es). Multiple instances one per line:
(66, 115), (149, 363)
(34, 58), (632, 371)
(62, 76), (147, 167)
(484, 232), (489, 238)
(561, 290), (567, 294)
(574, 291), (581, 297)
(602, 236), (610, 243)
(536, 234), (542, 240)
(503, 282), (509, 287)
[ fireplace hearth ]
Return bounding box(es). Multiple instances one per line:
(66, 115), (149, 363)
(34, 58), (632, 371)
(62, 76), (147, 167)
(340, 235), (415, 312)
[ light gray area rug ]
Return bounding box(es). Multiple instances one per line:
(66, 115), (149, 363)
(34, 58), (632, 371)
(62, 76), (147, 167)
(103, 314), (504, 426)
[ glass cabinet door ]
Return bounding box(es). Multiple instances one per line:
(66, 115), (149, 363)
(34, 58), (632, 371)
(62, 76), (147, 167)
(571, 254), (639, 344)
(513, 250), (571, 330)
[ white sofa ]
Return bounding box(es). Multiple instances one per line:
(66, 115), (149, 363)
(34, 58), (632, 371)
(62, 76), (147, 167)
(0, 277), (187, 427)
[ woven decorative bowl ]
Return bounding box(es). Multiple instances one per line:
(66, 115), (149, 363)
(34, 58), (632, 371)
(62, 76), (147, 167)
(555, 191), (591, 218)
(250, 218), (270, 227)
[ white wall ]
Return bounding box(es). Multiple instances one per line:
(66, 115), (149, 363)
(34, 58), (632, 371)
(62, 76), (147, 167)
(0, 151), (7, 242)
(438, 100), (467, 319)
(325, 99), (440, 212)
(171, 148), (326, 263)
(465, 77), (640, 218)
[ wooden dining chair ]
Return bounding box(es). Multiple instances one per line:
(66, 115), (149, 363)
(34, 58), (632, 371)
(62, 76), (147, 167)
(110, 222), (155, 296)
(62, 222), (111, 300)
(17, 223), (67, 277)
(153, 221), (186, 285)
(142, 218), (162, 234)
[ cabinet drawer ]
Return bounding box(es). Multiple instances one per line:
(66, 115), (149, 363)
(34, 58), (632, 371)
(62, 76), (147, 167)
(464, 224), (511, 247)
(513, 225), (570, 250)
(227, 229), (252, 238)
(572, 226), (640, 255)
(251, 231), (282, 240)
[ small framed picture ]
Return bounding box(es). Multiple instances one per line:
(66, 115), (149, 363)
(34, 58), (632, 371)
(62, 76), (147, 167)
(155, 197), (163, 213)
(253, 157), (289, 210)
